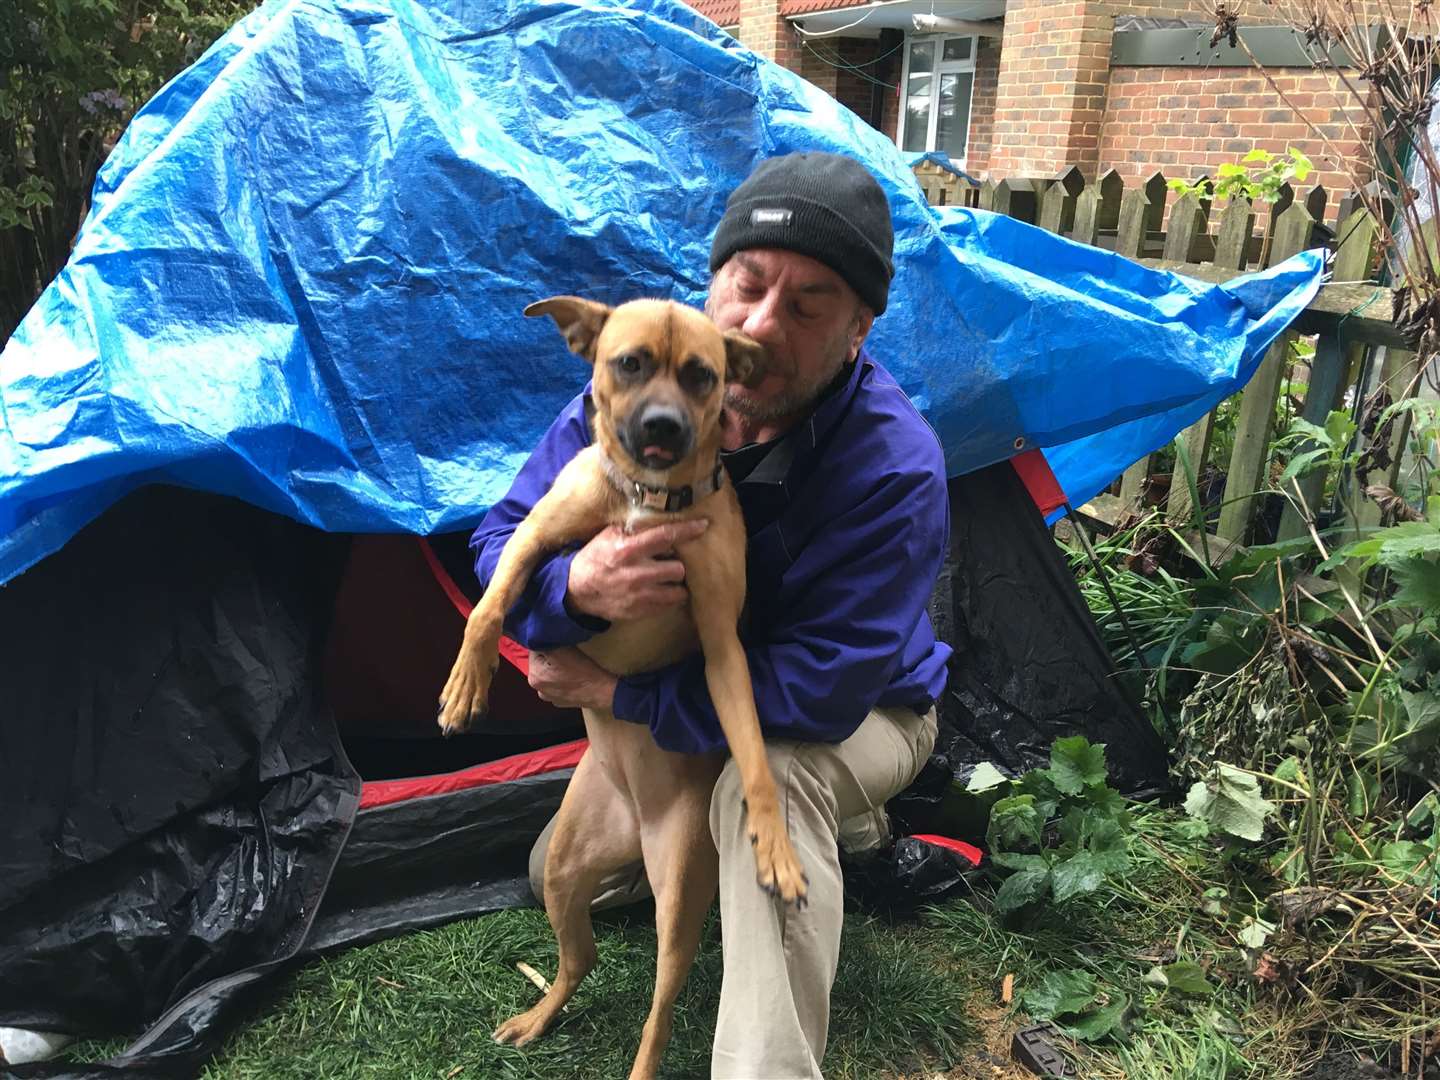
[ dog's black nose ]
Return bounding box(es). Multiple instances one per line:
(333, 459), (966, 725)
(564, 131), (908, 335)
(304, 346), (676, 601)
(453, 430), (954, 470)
(640, 408), (686, 445)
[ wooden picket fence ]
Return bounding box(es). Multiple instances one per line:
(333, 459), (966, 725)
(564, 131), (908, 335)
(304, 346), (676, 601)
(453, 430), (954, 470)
(912, 158), (1422, 550)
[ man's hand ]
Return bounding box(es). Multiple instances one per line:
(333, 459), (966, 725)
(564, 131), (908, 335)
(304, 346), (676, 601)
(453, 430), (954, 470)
(528, 647), (619, 711)
(567, 519), (709, 622)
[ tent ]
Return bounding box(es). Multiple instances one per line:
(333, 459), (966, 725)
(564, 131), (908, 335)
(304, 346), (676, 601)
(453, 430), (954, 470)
(0, 0), (1325, 1072)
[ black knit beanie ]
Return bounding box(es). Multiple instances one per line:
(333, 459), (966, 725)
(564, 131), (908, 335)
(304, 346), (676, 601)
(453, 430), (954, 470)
(709, 152), (895, 315)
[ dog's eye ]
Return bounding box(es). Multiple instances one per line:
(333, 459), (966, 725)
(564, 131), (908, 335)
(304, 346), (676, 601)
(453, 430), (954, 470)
(680, 360), (717, 395)
(615, 354), (641, 374)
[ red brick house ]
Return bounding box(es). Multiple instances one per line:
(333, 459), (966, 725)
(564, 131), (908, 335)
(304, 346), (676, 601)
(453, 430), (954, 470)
(689, 0), (1370, 213)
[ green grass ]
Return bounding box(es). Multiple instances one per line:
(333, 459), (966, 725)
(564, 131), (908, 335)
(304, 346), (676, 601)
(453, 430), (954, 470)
(65, 809), (1339, 1079)
(180, 903), (973, 1079)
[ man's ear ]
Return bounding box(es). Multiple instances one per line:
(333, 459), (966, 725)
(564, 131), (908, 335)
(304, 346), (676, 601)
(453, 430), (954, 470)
(524, 296), (613, 363)
(723, 330), (767, 388)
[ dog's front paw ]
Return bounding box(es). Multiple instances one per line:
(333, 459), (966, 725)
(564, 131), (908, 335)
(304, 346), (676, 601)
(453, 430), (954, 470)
(748, 804), (809, 907)
(437, 643), (497, 735)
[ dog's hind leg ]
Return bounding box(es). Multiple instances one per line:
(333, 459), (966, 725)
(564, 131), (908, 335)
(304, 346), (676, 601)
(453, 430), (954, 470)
(628, 785), (721, 1080)
(494, 750), (641, 1047)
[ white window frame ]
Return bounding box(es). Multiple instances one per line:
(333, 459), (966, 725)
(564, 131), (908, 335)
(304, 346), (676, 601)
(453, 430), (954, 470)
(896, 34), (977, 166)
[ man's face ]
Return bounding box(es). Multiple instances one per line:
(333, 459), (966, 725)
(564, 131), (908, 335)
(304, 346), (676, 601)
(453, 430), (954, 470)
(706, 248), (875, 424)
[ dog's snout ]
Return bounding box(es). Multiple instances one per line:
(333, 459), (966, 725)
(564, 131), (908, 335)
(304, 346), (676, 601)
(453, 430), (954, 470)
(624, 403), (693, 469)
(640, 407), (686, 444)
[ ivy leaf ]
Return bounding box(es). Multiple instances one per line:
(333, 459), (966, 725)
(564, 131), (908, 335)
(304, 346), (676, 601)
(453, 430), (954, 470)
(1017, 770), (1061, 819)
(1323, 410), (1356, 447)
(1390, 559), (1440, 612)
(1289, 146), (1314, 180)
(1048, 736), (1108, 796)
(1347, 770), (1380, 817)
(1143, 961), (1216, 996)
(1082, 782), (1127, 817)
(987, 794), (1042, 852)
(994, 864), (1052, 912)
(1050, 849), (1107, 902)
(1280, 417), (1329, 445)
(1060, 993), (1130, 1042)
(1083, 816), (1131, 874)
(1057, 805), (1088, 848)
(1021, 969), (1098, 1019)
(965, 761), (1010, 792)
(1379, 840), (1436, 884)
(1184, 765), (1275, 842)
(1405, 792), (1439, 832)
(1279, 447), (1329, 484)
(990, 851), (1049, 873)
(1401, 690), (1440, 751)
(1375, 523), (1440, 566)
(1237, 918), (1275, 949)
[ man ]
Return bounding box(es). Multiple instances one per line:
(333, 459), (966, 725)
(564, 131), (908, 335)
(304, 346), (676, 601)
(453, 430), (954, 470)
(472, 151), (950, 1078)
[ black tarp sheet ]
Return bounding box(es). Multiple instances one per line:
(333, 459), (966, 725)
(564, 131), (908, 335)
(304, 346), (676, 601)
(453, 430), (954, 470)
(1, 461), (1169, 1076)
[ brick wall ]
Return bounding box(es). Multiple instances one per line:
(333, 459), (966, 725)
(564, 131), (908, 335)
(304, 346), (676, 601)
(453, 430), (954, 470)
(736, 0), (1375, 215)
(797, 35), (874, 117)
(1098, 66), (1370, 220)
(965, 34), (1001, 175)
(738, 0), (801, 73)
(831, 36), (881, 128)
(798, 35), (907, 140)
(987, 0), (1113, 175)
(798, 40), (838, 96)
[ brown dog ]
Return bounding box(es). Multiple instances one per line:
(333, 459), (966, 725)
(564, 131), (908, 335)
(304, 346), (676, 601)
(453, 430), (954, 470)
(438, 296), (808, 1079)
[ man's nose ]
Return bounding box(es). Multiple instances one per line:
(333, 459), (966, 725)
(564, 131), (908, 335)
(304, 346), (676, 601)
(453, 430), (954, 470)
(741, 290), (786, 346)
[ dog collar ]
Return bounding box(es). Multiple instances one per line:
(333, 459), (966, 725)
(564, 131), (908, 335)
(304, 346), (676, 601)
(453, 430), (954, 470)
(602, 454), (726, 513)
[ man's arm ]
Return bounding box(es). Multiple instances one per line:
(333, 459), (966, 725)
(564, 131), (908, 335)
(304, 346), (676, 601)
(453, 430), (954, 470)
(610, 462), (949, 754)
(469, 394), (608, 649)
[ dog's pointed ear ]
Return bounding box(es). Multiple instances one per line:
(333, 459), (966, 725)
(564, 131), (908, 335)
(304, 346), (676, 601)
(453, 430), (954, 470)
(723, 330), (767, 389)
(525, 296), (613, 363)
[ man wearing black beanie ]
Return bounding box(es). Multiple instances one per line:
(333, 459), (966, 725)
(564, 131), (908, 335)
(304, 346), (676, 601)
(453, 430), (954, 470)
(481, 152), (949, 1078)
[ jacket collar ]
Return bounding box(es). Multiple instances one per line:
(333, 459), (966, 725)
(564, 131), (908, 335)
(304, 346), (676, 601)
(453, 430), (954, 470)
(732, 355), (866, 490)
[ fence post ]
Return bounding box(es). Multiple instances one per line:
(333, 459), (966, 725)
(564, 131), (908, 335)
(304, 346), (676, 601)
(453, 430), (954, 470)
(1115, 182), (1155, 512)
(1071, 187), (1101, 246)
(1216, 200), (1315, 542)
(1163, 197), (1257, 525)
(1275, 205), (1380, 541)
(1097, 169), (1124, 235)
(1038, 181), (1067, 234)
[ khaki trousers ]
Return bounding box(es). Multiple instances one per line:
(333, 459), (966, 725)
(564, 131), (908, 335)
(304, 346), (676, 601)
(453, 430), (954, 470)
(528, 703), (939, 1080)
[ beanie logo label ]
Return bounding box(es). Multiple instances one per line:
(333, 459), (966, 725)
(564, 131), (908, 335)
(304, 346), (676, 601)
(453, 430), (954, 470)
(751, 207), (792, 226)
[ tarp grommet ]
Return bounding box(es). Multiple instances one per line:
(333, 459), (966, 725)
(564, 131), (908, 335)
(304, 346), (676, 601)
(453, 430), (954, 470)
(1012, 436), (1026, 450)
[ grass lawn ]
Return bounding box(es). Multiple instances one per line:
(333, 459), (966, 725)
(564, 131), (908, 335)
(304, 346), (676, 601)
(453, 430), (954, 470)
(61, 807), (1341, 1078)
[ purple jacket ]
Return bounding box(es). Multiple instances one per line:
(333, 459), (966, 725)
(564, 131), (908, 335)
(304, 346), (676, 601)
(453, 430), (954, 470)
(469, 355), (951, 754)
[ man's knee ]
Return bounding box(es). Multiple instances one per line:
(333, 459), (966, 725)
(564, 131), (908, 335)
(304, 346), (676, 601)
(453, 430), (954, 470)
(708, 745), (834, 851)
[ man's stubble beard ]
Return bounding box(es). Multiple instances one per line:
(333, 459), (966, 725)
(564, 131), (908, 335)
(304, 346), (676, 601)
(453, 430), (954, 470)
(716, 308), (861, 424)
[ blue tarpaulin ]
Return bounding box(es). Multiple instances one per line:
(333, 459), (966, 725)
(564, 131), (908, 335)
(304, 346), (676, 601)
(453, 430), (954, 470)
(0, 0), (1324, 584)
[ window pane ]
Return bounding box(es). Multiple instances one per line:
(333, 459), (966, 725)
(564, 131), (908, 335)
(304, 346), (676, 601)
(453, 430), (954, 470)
(907, 72), (932, 98)
(909, 39), (935, 73)
(942, 36), (972, 61)
(937, 72), (973, 158)
(903, 93), (931, 152)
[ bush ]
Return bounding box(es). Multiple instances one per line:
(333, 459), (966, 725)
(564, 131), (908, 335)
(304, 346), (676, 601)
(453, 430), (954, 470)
(1, 0), (257, 341)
